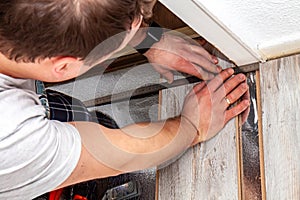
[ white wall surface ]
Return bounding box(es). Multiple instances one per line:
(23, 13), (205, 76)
(199, 0), (300, 47)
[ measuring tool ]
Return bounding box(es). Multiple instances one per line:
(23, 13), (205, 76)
(83, 64), (259, 107)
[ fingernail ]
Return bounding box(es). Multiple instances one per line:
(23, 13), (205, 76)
(239, 74), (246, 81)
(213, 57), (219, 64)
(244, 100), (250, 106)
(227, 68), (234, 74)
(167, 79), (173, 84)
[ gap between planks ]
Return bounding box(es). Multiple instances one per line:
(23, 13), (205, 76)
(236, 69), (267, 200)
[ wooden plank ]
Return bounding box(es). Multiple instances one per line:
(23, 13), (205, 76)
(260, 54), (300, 199)
(256, 70), (267, 200)
(157, 60), (239, 199)
(236, 117), (243, 200)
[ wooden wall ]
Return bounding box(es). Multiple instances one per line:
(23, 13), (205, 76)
(157, 54), (300, 200)
(260, 54), (300, 199)
(157, 60), (240, 199)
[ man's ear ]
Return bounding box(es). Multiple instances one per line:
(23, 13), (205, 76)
(50, 56), (82, 80)
(131, 15), (143, 29)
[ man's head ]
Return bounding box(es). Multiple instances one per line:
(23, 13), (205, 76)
(0, 0), (156, 63)
(0, 0), (156, 82)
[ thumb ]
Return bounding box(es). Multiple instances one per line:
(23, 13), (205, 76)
(152, 64), (174, 83)
(163, 71), (174, 83)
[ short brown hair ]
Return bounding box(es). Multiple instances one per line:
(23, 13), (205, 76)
(0, 0), (156, 63)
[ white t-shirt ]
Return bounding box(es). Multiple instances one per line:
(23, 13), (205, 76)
(0, 74), (81, 199)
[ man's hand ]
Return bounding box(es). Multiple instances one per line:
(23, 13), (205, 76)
(181, 68), (250, 144)
(144, 33), (221, 83)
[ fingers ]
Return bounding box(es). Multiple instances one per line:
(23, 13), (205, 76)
(241, 104), (250, 124)
(219, 77), (248, 107)
(225, 99), (250, 123)
(146, 33), (221, 81)
(194, 37), (207, 46)
(194, 38), (219, 64)
(207, 69), (250, 123)
(212, 55), (219, 64)
(189, 44), (215, 63)
(192, 81), (207, 93)
(222, 74), (247, 96)
(207, 68), (235, 92)
(223, 77), (250, 123)
(166, 57), (216, 81)
(182, 67), (251, 142)
(191, 38), (219, 65)
(241, 88), (251, 124)
(225, 83), (248, 105)
(191, 63), (215, 80)
(188, 45), (221, 74)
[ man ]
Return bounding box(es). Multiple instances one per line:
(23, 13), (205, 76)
(0, 0), (250, 199)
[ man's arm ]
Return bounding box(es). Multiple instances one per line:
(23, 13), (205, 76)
(57, 68), (250, 189)
(57, 116), (197, 189)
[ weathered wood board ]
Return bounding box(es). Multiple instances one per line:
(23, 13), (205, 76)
(157, 61), (239, 200)
(260, 54), (300, 199)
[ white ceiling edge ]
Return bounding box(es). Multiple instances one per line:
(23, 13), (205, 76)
(159, 0), (263, 66)
(159, 0), (300, 65)
(258, 33), (300, 60)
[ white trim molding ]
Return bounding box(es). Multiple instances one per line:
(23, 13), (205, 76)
(160, 0), (300, 65)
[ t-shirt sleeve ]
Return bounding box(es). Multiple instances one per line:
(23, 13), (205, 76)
(0, 87), (82, 199)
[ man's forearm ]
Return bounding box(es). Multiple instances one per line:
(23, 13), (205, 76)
(72, 116), (197, 173)
(59, 117), (197, 189)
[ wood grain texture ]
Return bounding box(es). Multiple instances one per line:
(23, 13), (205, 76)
(260, 54), (300, 199)
(157, 61), (239, 199)
(256, 70), (267, 200)
(153, 1), (187, 30)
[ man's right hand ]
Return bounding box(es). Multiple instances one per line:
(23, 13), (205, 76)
(181, 68), (250, 144)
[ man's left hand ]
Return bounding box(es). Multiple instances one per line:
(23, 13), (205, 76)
(144, 33), (221, 83)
